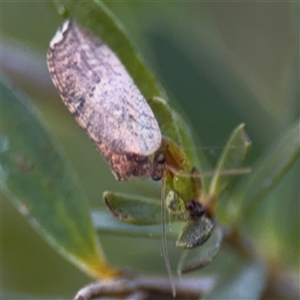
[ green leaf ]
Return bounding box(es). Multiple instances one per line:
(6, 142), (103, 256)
(232, 120), (300, 222)
(209, 123), (251, 199)
(177, 225), (223, 274)
(149, 97), (208, 179)
(148, 97), (182, 150)
(203, 258), (267, 300)
(174, 111), (211, 192)
(0, 77), (120, 279)
(175, 217), (213, 249)
(103, 191), (161, 225)
(51, 0), (164, 101)
(91, 210), (177, 238)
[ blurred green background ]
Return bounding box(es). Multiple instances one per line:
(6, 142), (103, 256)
(1, 1), (299, 298)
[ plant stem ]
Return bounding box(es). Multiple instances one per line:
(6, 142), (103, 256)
(73, 274), (216, 300)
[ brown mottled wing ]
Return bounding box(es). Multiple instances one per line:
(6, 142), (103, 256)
(47, 20), (161, 157)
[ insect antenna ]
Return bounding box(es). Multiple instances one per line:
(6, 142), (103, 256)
(161, 176), (176, 297)
(166, 165), (251, 178)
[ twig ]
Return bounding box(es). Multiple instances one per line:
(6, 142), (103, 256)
(73, 274), (216, 300)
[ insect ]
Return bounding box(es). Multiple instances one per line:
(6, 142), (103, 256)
(47, 20), (165, 181)
(47, 20), (217, 296)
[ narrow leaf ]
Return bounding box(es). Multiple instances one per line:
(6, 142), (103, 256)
(103, 191), (161, 225)
(174, 111), (211, 192)
(91, 210), (175, 238)
(233, 120), (300, 222)
(149, 97), (208, 176)
(0, 77), (120, 279)
(177, 226), (223, 274)
(148, 97), (182, 150)
(175, 217), (213, 249)
(209, 123), (251, 198)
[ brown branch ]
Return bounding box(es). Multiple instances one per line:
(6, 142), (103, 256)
(73, 274), (216, 300)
